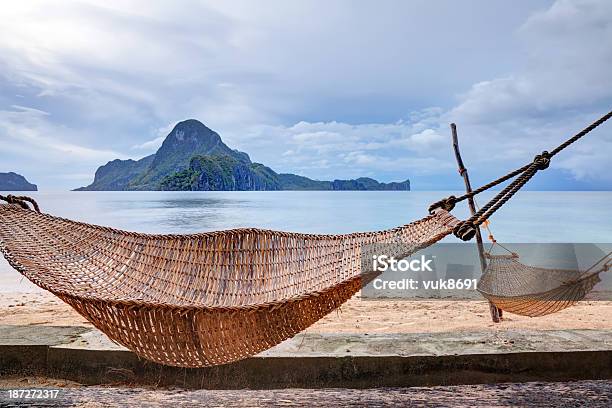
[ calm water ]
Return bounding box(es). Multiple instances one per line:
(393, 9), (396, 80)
(1, 191), (610, 291)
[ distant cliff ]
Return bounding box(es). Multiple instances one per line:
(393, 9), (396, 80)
(0, 172), (37, 191)
(160, 155), (411, 191)
(76, 155), (155, 191)
(77, 119), (410, 191)
(160, 155), (280, 191)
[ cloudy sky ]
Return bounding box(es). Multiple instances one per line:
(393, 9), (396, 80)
(0, 0), (611, 190)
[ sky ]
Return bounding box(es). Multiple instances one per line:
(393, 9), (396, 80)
(0, 0), (611, 191)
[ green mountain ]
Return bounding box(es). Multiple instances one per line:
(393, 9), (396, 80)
(129, 119), (250, 190)
(160, 155), (410, 191)
(77, 120), (250, 191)
(160, 155), (282, 191)
(77, 119), (410, 191)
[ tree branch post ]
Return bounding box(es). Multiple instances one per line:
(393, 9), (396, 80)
(450, 123), (502, 323)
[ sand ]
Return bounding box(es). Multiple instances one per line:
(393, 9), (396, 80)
(1, 291), (611, 333)
(0, 375), (81, 388)
(1, 291), (611, 405)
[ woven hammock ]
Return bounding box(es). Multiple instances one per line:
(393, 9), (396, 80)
(477, 253), (610, 317)
(0, 202), (459, 367)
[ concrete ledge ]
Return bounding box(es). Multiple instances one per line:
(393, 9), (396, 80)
(1, 326), (611, 389)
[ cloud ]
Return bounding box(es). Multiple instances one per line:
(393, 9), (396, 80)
(450, 1), (612, 123)
(0, 106), (127, 189)
(0, 107), (126, 161)
(402, 129), (445, 149)
(445, 0), (612, 184)
(134, 121), (185, 150)
(10, 105), (50, 116)
(131, 136), (165, 152)
(229, 108), (453, 181)
(0, 1), (610, 189)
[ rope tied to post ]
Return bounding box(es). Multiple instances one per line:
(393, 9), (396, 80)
(429, 110), (612, 241)
(0, 195), (40, 212)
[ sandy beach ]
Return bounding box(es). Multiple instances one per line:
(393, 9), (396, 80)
(2, 291), (611, 334)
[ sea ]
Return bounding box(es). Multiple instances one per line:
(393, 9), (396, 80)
(1, 191), (610, 292)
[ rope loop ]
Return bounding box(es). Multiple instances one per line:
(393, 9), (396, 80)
(428, 195), (456, 214)
(533, 150), (551, 170)
(0, 195), (40, 212)
(453, 220), (477, 241)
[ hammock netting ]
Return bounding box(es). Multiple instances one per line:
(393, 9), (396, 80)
(0, 203), (458, 367)
(477, 253), (605, 317)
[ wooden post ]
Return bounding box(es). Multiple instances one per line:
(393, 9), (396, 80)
(450, 123), (502, 323)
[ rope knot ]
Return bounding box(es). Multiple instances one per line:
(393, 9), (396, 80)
(453, 221), (477, 241)
(428, 195), (456, 214)
(533, 151), (551, 170)
(0, 194), (40, 212)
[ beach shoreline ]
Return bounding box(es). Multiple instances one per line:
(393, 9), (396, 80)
(2, 291), (611, 334)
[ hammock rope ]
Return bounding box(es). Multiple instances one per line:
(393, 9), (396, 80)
(429, 110), (612, 241)
(0, 194), (40, 212)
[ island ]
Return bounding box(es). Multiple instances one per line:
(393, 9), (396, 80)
(76, 119), (410, 191)
(0, 172), (38, 191)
